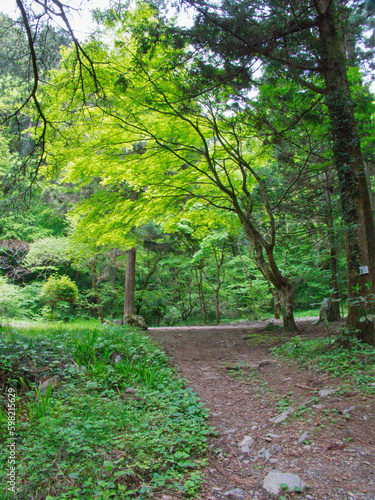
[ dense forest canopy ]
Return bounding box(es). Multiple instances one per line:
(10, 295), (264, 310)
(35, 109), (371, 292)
(0, 0), (374, 342)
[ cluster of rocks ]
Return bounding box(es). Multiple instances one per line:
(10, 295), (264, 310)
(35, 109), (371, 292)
(104, 315), (148, 330)
(223, 471), (307, 498)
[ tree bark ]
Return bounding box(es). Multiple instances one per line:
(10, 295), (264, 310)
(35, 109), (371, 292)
(323, 171), (341, 321)
(273, 289), (281, 320)
(195, 267), (207, 324)
(215, 288), (220, 324)
(123, 247), (136, 320)
(214, 247), (225, 324)
(317, 1), (375, 343)
(240, 220), (298, 333)
(279, 284), (297, 333)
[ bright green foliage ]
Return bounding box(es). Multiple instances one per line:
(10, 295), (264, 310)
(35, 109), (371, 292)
(0, 322), (211, 499)
(41, 275), (78, 319)
(43, 6), (268, 246)
(41, 5), (306, 329)
(0, 277), (23, 318)
(17, 282), (44, 320)
(0, 279), (44, 321)
(2, 2), (367, 327)
(25, 237), (70, 273)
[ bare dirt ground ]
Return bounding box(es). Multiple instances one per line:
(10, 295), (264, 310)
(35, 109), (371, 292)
(147, 319), (375, 500)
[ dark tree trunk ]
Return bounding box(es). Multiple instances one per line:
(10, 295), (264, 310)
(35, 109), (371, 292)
(123, 247), (136, 320)
(317, 1), (375, 343)
(215, 288), (220, 324)
(273, 289), (281, 320)
(241, 220), (298, 333)
(323, 172), (341, 321)
(279, 284), (297, 333)
(195, 267), (207, 324)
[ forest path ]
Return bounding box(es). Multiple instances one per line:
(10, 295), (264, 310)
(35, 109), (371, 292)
(147, 320), (374, 500)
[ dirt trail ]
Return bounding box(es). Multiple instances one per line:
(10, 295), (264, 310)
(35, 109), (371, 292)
(147, 320), (375, 500)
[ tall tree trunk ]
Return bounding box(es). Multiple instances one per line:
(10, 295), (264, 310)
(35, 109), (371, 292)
(195, 267), (207, 324)
(241, 221), (298, 333)
(215, 288), (220, 324)
(214, 248), (225, 324)
(273, 289), (281, 320)
(323, 171), (341, 321)
(123, 247), (136, 320)
(279, 284), (296, 333)
(317, 2), (375, 343)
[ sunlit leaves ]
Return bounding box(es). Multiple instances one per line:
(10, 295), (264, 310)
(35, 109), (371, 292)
(43, 8), (271, 245)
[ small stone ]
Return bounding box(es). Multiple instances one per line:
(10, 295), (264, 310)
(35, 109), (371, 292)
(298, 432), (310, 444)
(125, 387), (138, 394)
(270, 407), (295, 424)
(304, 445), (312, 451)
(223, 488), (246, 499)
(238, 435), (254, 453)
(269, 458), (279, 464)
(39, 376), (59, 393)
(327, 439), (345, 450)
(342, 406), (356, 415)
(263, 472), (306, 495)
(258, 448), (271, 460)
(114, 355), (122, 363)
(69, 363), (86, 373)
(251, 425), (258, 431)
(224, 428), (237, 434)
(319, 387), (338, 397)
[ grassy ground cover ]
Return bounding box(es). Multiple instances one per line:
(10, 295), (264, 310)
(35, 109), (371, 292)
(0, 321), (212, 499)
(272, 335), (375, 393)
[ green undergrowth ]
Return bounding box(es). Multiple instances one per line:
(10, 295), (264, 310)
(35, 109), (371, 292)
(244, 330), (286, 347)
(272, 335), (375, 393)
(0, 322), (212, 499)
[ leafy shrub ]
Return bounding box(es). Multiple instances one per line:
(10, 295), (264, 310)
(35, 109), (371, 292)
(18, 282), (43, 319)
(41, 274), (78, 320)
(0, 277), (23, 319)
